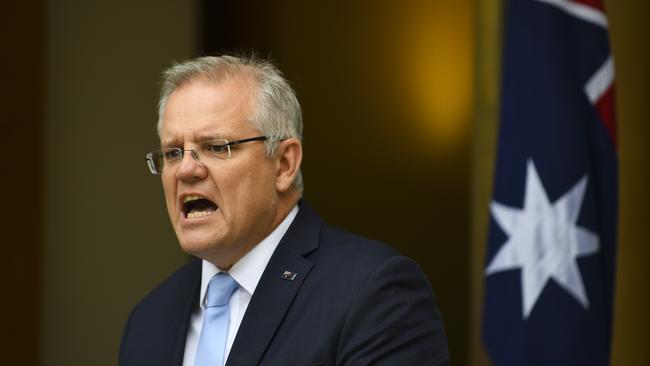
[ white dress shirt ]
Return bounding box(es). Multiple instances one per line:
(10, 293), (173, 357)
(182, 205), (299, 366)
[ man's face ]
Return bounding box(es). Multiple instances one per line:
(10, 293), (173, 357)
(159, 76), (282, 269)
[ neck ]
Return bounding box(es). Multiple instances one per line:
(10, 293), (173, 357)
(210, 190), (300, 270)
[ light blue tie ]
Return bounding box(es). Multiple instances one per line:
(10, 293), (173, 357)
(194, 273), (238, 366)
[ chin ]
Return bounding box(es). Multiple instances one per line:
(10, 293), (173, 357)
(179, 235), (225, 258)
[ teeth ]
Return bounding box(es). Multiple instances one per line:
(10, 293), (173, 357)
(184, 195), (204, 203)
(187, 210), (214, 219)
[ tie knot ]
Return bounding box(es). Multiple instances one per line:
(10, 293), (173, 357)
(205, 273), (238, 308)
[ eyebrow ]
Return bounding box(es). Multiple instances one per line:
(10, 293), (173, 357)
(195, 134), (228, 143)
(160, 134), (228, 148)
(160, 139), (182, 148)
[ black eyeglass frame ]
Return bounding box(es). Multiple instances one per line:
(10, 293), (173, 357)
(145, 135), (268, 175)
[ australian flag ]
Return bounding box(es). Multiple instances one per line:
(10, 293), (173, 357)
(483, 0), (617, 365)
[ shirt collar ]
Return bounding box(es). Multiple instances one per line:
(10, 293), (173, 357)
(199, 205), (299, 309)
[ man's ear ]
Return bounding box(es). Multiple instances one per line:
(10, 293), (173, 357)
(274, 138), (302, 193)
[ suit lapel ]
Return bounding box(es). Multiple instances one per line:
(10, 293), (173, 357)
(226, 203), (321, 366)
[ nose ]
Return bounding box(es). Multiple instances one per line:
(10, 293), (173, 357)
(176, 149), (207, 180)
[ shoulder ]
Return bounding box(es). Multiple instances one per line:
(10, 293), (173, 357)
(301, 221), (435, 310)
(119, 259), (200, 365)
(132, 258), (201, 312)
(320, 226), (449, 365)
(302, 218), (449, 364)
(286, 202), (402, 276)
(320, 223), (396, 254)
(311, 222), (403, 273)
(123, 258), (200, 336)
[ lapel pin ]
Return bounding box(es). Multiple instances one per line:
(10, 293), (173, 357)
(282, 270), (298, 281)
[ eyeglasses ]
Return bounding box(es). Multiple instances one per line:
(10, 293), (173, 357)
(145, 135), (267, 175)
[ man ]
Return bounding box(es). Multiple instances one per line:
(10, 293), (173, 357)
(120, 55), (449, 366)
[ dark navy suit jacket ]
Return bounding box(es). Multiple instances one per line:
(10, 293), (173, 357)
(119, 203), (449, 365)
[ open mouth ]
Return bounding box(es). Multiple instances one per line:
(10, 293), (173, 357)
(183, 195), (218, 219)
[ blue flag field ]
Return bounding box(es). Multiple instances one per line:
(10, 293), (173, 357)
(483, 0), (618, 365)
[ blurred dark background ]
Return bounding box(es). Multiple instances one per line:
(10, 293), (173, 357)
(1, 0), (647, 365)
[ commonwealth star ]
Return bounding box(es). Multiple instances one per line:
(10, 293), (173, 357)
(486, 159), (599, 318)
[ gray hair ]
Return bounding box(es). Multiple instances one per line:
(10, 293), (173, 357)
(157, 54), (303, 192)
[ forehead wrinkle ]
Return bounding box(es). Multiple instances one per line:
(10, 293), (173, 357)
(198, 71), (259, 125)
(160, 74), (260, 146)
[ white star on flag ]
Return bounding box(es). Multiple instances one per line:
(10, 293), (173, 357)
(486, 159), (600, 319)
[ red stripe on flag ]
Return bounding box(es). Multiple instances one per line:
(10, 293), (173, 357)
(572, 0), (604, 11)
(595, 84), (616, 146)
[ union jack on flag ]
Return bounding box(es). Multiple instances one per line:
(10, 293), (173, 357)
(483, 0), (617, 365)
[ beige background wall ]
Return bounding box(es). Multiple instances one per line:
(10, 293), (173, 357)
(608, 1), (650, 364)
(42, 0), (197, 364)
